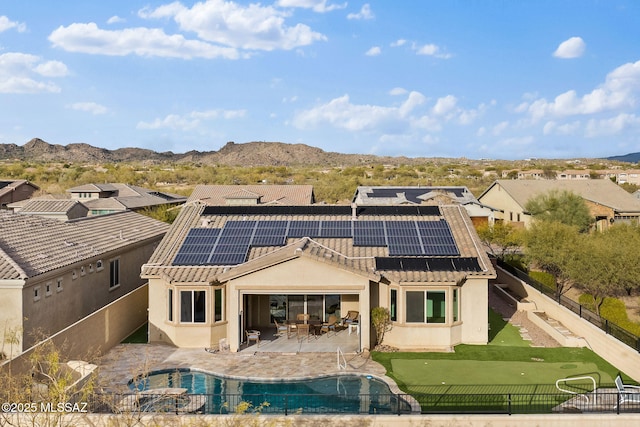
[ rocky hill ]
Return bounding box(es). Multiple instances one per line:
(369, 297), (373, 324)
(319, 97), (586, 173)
(0, 138), (447, 167)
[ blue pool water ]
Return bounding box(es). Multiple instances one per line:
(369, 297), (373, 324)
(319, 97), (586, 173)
(130, 369), (407, 414)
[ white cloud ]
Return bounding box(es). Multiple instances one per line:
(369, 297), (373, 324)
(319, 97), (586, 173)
(49, 23), (241, 59)
(0, 16), (26, 33)
(140, 0), (327, 51)
(291, 91), (483, 136)
(585, 113), (640, 137)
(543, 120), (581, 135)
(0, 52), (64, 93)
(107, 16), (125, 24)
(347, 4), (374, 20)
(389, 87), (407, 96)
(492, 121), (509, 136)
(34, 60), (69, 77)
(390, 39), (407, 47)
(553, 36), (586, 59)
(522, 60), (640, 121)
(276, 0), (347, 13)
(68, 102), (108, 115)
(365, 46), (381, 56)
(412, 42), (452, 59)
(137, 109), (246, 131)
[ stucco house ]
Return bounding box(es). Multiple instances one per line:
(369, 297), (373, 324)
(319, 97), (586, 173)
(7, 198), (89, 221)
(353, 186), (499, 227)
(478, 179), (640, 230)
(187, 184), (315, 206)
(142, 201), (495, 353)
(0, 179), (39, 208)
(67, 183), (186, 215)
(0, 210), (169, 357)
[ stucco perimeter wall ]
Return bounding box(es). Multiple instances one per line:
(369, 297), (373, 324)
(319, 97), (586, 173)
(1, 285), (148, 376)
(496, 266), (640, 382)
(10, 413), (640, 426)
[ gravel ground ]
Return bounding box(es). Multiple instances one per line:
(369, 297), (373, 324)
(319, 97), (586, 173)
(489, 287), (562, 348)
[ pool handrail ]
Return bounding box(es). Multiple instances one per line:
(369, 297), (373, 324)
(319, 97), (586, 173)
(337, 347), (346, 370)
(555, 375), (597, 404)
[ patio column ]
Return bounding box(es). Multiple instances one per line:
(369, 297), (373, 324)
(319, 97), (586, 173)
(227, 284), (240, 352)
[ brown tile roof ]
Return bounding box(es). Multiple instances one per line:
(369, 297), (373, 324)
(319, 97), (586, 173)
(18, 199), (86, 214)
(68, 183), (186, 210)
(187, 185), (315, 205)
(142, 204), (495, 285)
(481, 179), (640, 213)
(0, 179), (39, 197)
(0, 210), (169, 280)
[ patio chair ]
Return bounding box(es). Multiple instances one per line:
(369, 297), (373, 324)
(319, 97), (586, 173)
(245, 329), (260, 347)
(615, 375), (640, 409)
(274, 319), (289, 338)
(320, 315), (339, 336)
(342, 311), (359, 326)
(296, 313), (310, 323)
(297, 323), (311, 342)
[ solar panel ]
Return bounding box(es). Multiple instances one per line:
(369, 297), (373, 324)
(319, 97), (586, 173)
(452, 257), (482, 271)
(375, 257), (478, 271)
(353, 221), (386, 246)
(319, 220), (352, 238)
(288, 220), (321, 237)
(252, 220), (288, 246)
(208, 252), (246, 265)
(426, 258), (455, 270)
(173, 253), (211, 265)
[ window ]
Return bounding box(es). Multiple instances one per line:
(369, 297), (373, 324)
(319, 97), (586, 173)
(89, 263), (94, 273)
(72, 270), (78, 280)
(390, 289), (397, 322)
(45, 283), (52, 297)
(96, 260), (104, 271)
(80, 266), (86, 276)
(214, 288), (223, 322)
(180, 290), (206, 323)
(109, 259), (120, 289)
(168, 289), (173, 322)
(34, 286), (41, 302)
(56, 278), (63, 292)
(453, 289), (459, 322)
(406, 290), (447, 324)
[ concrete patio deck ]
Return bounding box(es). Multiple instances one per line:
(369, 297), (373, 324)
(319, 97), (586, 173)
(242, 324), (361, 354)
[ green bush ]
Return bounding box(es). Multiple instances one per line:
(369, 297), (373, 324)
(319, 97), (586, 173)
(578, 294), (640, 337)
(528, 270), (556, 291)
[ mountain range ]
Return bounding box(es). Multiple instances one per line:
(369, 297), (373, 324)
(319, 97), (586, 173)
(0, 138), (637, 166)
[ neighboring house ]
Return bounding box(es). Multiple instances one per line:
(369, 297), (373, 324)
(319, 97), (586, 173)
(7, 198), (89, 221)
(353, 186), (499, 227)
(478, 179), (640, 230)
(0, 210), (169, 356)
(0, 179), (39, 208)
(142, 201), (495, 353)
(67, 183), (186, 215)
(187, 185), (315, 206)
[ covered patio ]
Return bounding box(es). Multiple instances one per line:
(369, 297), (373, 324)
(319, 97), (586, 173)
(240, 322), (361, 353)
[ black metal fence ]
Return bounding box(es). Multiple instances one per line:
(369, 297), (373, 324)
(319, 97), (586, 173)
(496, 259), (640, 352)
(89, 390), (640, 415)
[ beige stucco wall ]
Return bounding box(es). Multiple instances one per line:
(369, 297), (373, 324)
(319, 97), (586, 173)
(18, 239), (159, 351)
(0, 280), (24, 358)
(479, 185), (531, 228)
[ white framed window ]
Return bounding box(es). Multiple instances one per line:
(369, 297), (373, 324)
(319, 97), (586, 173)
(34, 286), (41, 302)
(109, 258), (120, 289)
(180, 290), (206, 323)
(80, 266), (86, 276)
(96, 260), (104, 271)
(406, 290), (447, 324)
(72, 270), (78, 280)
(45, 282), (52, 297)
(56, 278), (63, 293)
(89, 263), (94, 274)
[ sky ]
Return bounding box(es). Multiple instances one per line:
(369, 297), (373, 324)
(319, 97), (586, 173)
(1, 1), (640, 160)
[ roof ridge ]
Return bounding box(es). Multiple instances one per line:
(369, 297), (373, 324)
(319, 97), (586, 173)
(0, 244), (28, 279)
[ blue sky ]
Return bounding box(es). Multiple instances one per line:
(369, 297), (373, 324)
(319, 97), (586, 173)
(1, 1), (640, 160)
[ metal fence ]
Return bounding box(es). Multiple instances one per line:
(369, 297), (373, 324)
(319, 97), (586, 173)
(89, 390), (640, 415)
(496, 259), (640, 352)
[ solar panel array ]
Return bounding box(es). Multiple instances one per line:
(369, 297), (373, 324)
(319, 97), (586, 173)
(173, 218), (460, 266)
(374, 257), (482, 272)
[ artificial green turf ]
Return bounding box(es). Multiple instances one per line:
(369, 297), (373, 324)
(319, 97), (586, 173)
(488, 308), (529, 347)
(122, 323), (148, 343)
(390, 359), (612, 387)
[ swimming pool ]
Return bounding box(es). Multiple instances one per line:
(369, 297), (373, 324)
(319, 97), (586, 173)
(130, 369), (410, 414)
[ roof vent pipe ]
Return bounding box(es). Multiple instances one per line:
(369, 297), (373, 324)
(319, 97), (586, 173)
(351, 203), (357, 220)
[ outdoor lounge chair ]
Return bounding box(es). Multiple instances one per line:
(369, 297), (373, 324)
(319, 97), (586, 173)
(274, 319), (289, 338)
(245, 329), (260, 347)
(615, 375), (640, 409)
(342, 311), (359, 326)
(320, 315), (338, 336)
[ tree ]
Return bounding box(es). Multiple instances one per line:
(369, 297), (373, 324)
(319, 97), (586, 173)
(525, 190), (593, 232)
(371, 307), (392, 347)
(475, 221), (523, 261)
(524, 221), (581, 297)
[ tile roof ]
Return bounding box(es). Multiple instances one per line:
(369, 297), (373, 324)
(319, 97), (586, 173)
(69, 183), (186, 210)
(0, 210), (169, 280)
(187, 185), (315, 205)
(18, 199), (86, 214)
(0, 179), (39, 197)
(142, 203), (495, 285)
(481, 179), (640, 213)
